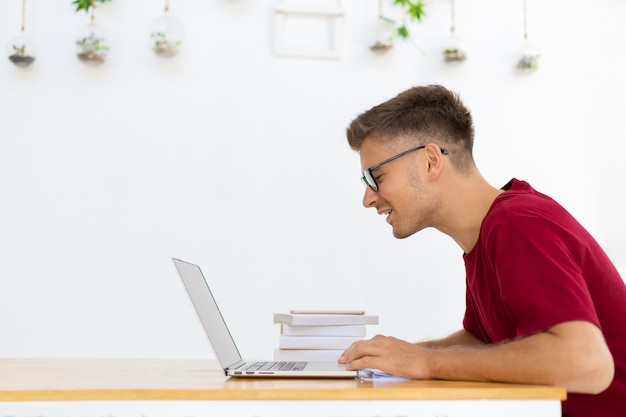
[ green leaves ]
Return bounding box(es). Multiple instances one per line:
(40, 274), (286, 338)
(72, 0), (112, 13)
(387, 0), (427, 39)
(393, 0), (426, 22)
(396, 25), (410, 39)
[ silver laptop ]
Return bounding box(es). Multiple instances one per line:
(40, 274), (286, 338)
(172, 258), (357, 378)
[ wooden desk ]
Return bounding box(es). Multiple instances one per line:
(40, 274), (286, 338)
(0, 358), (566, 417)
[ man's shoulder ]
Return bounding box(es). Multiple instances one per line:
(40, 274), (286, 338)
(493, 178), (560, 212)
(500, 178), (539, 195)
(483, 179), (571, 237)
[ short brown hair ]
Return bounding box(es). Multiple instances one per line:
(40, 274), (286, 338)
(346, 85), (475, 170)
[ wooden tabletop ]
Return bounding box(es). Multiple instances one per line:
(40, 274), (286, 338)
(0, 358), (567, 402)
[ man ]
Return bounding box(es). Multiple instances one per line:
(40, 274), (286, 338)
(338, 85), (626, 417)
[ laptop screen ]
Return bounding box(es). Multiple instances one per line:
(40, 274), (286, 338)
(173, 258), (242, 369)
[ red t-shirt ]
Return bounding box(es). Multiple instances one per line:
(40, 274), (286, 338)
(463, 179), (626, 417)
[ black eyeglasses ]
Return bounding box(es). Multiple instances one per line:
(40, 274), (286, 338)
(361, 145), (449, 192)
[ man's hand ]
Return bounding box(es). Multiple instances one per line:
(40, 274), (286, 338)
(339, 335), (434, 379)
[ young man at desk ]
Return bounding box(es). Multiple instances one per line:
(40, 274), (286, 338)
(338, 84), (626, 417)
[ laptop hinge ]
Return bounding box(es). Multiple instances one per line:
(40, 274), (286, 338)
(225, 360), (248, 376)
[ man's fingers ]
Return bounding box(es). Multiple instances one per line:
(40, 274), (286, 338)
(345, 355), (379, 371)
(340, 338), (388, 365)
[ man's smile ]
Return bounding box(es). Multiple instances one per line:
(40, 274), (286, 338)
(378, 208), (393, 223)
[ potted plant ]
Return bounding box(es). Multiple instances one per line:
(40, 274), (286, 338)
(150, 16), (184, 57)
(517, 53), (540, 71)
(440, 0), (466, 63)
(516, 0), (539, 72)
(443, 47), (466, 62)
(76, 30), (109, 63)
(7, 0), (36, 67)
(8, 41), (35, 67)
(72, 0), (111, 64)
(442, 34), (467, 63)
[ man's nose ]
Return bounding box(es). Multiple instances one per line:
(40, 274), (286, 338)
(362, 186), (378, 208)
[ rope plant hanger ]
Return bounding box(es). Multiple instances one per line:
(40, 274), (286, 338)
(8, 0), (36, 67)
(150, 0), (185, 57)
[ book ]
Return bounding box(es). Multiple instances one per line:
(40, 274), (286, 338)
(273, 348), (345, 362)
(279, 335), (362, 350)
(281, 324), (367, 337)
(273, 312), (379, 326)
(289, 310), (365, 315)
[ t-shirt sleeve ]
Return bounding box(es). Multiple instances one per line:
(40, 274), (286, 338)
(463, 286), (483, 341)
(484, 207), (600, 338)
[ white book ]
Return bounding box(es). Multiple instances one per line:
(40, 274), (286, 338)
(281, 324), (367, 337)
(273, 348), (344, 362)
(273, 313), (379, 326)
(278, 335), (362, 350)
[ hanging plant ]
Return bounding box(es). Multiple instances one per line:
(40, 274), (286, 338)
(7, 0), (36, 67)
(442, 0), (466, 63)
(75, 29), (109, 63)
(150, 0), (185, 57)
(371, 0), (426, 53)
(72, 0), (111, 13)
(9, 44), (35, 67)
(370, 0), (396, 53)
(72, 0), (111, 64)
(388, 0), (426, 40)
(516, 0), (540, 71)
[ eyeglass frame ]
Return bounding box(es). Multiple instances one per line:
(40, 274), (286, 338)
(360, 144), (449, 192)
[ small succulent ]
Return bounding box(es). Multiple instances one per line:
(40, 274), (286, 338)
(152, 32), (182, 57)
(76, 32), (109, 63)
(76, 34), (109, 53)
(443, 48), (466, 62)
(517, 54), (540, 71)
(12, 44), (26, 56)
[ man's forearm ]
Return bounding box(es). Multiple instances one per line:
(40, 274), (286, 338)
(425, 322), (614, 394)
(417, 329), (484, 349)
(341, 321), (613, 394)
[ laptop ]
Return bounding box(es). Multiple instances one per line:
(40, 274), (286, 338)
(172, 258), (357, 378)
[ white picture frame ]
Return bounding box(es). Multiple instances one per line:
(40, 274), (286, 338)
(273, 0), (344, 60)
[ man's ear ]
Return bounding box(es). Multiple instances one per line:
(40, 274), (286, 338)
(424, 143), (445, 176)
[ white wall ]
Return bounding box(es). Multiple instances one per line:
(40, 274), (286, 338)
(0, 0), (624, 359)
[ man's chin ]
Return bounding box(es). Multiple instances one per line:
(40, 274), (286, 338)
(392, 228), (412, 239)
(391, 224), (420, 239)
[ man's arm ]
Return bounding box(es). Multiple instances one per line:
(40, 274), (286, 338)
(339, 320), (614, 394)
(416, 329), (484, 349)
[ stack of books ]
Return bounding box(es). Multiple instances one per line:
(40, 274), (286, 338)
(272, 310), (379, 362)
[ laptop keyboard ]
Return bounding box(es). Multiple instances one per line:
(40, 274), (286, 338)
(243, 361), (308, 372)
